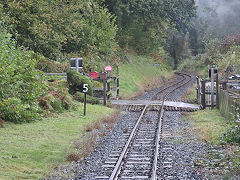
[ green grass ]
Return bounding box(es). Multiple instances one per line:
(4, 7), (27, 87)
(120, 54), (173, 98)
(0, 103), (114, 180)
(181, 83), (197, 102)
(184, 109), (230, 145)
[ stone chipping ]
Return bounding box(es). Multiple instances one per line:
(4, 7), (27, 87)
(45, 75), (235, 180)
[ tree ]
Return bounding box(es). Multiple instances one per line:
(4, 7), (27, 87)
(1, 0), (117, 61)
(103, 0), (196, 58)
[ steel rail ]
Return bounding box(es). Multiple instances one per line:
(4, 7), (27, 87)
(151, 73), (193, 180)
(109, 72), (193, 180)
(109, 105), (149, 180)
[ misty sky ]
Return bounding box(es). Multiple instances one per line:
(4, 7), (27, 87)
(196, 0), (240, 37)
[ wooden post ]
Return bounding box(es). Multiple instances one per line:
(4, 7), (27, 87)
(216, 73), (219, 109)
(211, 68), (215, 109)
(222, 81), (227, 90)
(103, 80), (107, 105)
(107, 80), (111, 99)
(113, 78), (117, 99)
(201, 80), (206, 109)
(117, 77), (119, 98)
(196, 76), (200, 104)
(84, 93), (87, 116)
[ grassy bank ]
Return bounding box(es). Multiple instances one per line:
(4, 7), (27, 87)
(183, 110), (230, 145)
(0, 103), (114, 179)
(119, 54), (173, 99)
(182, 110), (240, 178)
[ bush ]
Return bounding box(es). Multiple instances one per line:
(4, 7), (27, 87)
(222, 113), (240, 145)
(0, 31), (45, 123)
(74, 92), (100, 105)
(66, 70), (93, 95)
(223, 125), (240, 145)
(36, 56), (68, 73)
(0, 98), (40, 123)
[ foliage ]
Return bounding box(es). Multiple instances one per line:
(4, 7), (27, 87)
(66, 70), (93, 95)
(36, 55), (68, 73)
(1, 0), (117, 61)
(104, 0), (196, 57)
(178, 36), (240, 75)
(0, 30), (45, 123)
(222, 111), (240, 145)
(39, 80), (75, 112)
(0, 98), (40, 123)
(74, 92), (100, 105)
(223, 124), (240, 145)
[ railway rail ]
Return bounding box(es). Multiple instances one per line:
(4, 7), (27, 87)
(95, 73), (193, 180)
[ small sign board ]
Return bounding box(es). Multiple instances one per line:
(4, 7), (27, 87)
(209, 68), (218, 78)
(70, 58), (83, 72)
(104, 66), (112, 71)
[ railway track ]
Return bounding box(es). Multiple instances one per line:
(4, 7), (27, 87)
(95, 73), (193, 180)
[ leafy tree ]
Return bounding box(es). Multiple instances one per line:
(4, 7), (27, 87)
(1, 0), (117, 61)
(103, 0), (196, 59)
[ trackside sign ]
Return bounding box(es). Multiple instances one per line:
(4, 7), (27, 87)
(104, 66), (112, 71)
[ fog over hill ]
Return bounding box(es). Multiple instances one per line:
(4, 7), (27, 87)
(196, 0), (240, 37)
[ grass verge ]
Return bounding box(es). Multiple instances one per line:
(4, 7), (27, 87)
(119, 54), (173, 99)
(0, 102), (115, 180)
(183, 109), (230, 145)
(181, 83), (197, 103)
(182, 110), (240, 178)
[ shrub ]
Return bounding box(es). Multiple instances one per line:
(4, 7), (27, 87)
(39, 93), (74, 112)
(223, 125), (240, 145)
(0, 31), (45, 123)
(51, 98), (64, 113)
(36, 57), (68, 73)
(222, 113), (240, 145)
(62, 95), (74, 110)
(0, 98), (40, 123)
(74, 92), (100, 105)
(66, 70), (93, 95)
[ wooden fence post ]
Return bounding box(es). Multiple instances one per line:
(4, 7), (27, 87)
(107, 80), (111, 100)
(117, 77), (119, 98)
(216, 73), (219, 109)
(113, 78), (117, 99)
(103, 80), (107, 105)
(201, 79), (206, 109)
(196, 76), (200, 104)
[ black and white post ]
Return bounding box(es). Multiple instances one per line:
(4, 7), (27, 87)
(83, 84), (88, 116)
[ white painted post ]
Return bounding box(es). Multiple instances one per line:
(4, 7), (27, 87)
(76, 59), (79, 72)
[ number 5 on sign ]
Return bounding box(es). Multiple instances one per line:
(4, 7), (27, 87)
(83, 84), (88, 93)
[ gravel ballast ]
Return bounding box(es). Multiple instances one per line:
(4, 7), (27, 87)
(45, 74), (236, 180)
